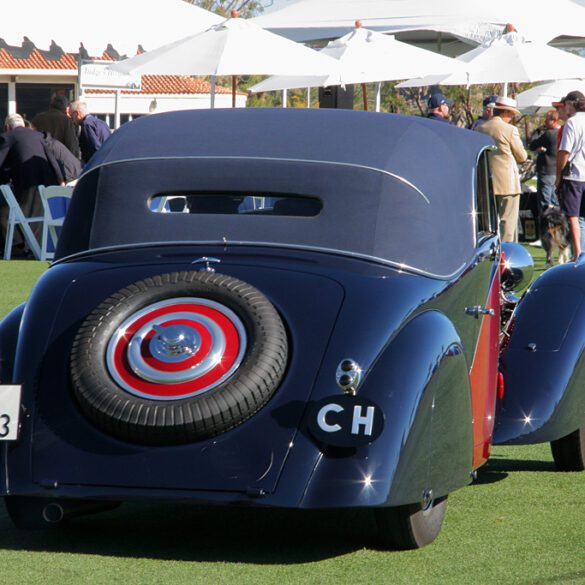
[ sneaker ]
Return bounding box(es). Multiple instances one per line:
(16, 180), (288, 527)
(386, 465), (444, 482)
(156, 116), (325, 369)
(528, 239), (542, 247)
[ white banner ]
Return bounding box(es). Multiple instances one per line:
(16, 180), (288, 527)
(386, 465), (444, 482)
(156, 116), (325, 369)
(80, 61), (142, 90)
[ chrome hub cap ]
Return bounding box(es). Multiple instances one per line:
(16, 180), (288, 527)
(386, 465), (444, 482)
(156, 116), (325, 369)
(150, 324), (201, 360)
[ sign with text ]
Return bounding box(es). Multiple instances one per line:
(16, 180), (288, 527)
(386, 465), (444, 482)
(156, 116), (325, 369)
(80, 61), (142, 90)
(307, 395), (384, 448)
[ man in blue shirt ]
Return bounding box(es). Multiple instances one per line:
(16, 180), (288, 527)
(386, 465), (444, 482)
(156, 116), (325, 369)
(70, 101), (111, 165)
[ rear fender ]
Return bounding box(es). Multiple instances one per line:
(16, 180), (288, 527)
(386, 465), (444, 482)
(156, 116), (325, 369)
(495, 264), (585, 444)
(0, 304), (25, 384)
(301, 310), (473, 509)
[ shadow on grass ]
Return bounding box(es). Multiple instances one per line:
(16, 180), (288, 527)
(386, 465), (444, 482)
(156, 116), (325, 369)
(0, 503), (382, 563)
(522, 571), (585, 585)
(474, 455), (556, 486)
(487, 458), (556, 472)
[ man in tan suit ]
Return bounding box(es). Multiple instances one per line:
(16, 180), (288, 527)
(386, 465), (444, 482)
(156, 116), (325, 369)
(477, 96), (528, 242)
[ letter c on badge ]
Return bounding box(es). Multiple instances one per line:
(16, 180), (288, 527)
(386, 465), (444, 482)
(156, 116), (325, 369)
(317, 403), (343, 433)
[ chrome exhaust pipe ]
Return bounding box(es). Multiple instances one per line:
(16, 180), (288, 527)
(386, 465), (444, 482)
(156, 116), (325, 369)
(42, 502), (65, 524)
(43, 500), (120, 523)
(6, 496), (121, 529)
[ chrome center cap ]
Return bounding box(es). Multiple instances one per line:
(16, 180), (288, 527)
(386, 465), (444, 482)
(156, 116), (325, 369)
(150, 324), (200, 362)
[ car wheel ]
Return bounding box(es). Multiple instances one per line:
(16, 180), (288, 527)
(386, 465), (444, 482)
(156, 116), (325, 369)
(70, 271), (288, 445)
(550, 427), (585, 471)
(375, 495), (448, 550)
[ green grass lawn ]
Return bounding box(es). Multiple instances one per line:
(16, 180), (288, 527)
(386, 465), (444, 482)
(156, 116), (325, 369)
(0, 260), (48, 319)
(1, 249), (584, 585)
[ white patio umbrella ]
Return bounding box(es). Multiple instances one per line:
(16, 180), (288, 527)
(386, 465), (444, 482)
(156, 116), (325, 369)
(396, 32), (585, 94)
(0, 0), (222, 56)
(110, 14), (338, 107)
(252, 0), (585, 47)
(250, 23), (461, 110)
(517, 79), (585, 113)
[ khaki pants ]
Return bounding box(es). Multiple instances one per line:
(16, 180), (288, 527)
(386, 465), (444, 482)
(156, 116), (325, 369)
(496, 193), (520, 243)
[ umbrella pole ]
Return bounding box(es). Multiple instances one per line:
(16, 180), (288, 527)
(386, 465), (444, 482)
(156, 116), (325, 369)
(232, 75), (237, 108)
(210, 75), (216, 109)
(375, 82), (382, 112)
(307, 87), (311, 108)
(282, 89), (287, 108)
(362, 83), (368, 111)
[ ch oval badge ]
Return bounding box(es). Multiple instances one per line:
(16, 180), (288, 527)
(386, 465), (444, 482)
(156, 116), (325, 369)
(308, 395), (384, 448)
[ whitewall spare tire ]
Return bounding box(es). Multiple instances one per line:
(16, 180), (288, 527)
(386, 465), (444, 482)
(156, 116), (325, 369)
(70, 271), (288, 445)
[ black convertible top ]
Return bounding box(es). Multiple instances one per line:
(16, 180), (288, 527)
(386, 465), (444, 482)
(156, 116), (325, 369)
(56, 108), (493, 277)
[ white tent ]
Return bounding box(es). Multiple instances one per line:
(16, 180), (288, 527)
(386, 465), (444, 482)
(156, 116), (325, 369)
(250, 25), (460, 97)
(253, 0), (585, 47)
(517, 79), (585, 113)
(110, 16), (338, 106)
(397, 32), (585, 91)
(0, 0), (222, 56)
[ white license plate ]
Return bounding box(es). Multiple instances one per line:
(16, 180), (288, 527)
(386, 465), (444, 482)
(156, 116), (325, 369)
(0, 385), (21, 441)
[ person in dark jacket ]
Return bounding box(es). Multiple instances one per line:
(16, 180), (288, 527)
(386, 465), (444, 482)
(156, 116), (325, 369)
(469, 95), (498, 131)
(40, 131), (82, 183)
(70, 101), (111, 165)
(529, 109), (561, 216)
(0, 113), (60, 255)
(426, 92), (454, 124)
(32, 95), (80, 159)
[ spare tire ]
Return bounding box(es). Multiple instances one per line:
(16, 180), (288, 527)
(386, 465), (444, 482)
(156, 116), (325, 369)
(70, 271), (288, 445)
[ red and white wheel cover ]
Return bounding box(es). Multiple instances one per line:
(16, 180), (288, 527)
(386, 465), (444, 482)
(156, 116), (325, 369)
(106, 297), (247, 400)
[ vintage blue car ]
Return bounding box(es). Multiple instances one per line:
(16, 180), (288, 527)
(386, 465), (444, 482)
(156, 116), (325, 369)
(0, 108), (583, 550)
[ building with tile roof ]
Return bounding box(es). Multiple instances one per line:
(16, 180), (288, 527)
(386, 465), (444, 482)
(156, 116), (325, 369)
(0, 43), (246, 128)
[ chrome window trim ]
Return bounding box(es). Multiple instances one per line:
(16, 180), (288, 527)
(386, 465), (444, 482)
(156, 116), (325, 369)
(473, 145), (498, 248)
(82, 155), (431, 204)
(53, 240), (467, 281)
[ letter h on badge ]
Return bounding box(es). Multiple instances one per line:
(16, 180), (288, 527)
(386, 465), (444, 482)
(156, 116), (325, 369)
(351, 405), (375, 436)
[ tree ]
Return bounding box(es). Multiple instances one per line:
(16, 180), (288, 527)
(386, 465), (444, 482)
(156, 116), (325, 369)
(185, 0), (265, 18)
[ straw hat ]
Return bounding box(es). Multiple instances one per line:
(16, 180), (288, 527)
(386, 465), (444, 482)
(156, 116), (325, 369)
(492, 96), (521, 116)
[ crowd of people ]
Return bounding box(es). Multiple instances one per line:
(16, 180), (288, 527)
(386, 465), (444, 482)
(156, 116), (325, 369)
(0, 96), (111, 258)
(426, 88), (585, 260)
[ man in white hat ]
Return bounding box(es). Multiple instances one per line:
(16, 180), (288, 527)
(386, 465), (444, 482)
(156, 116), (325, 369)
(478, 96), (528, 242)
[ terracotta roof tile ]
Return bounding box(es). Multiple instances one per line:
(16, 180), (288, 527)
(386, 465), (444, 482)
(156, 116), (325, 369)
(0, 47), (77, 70)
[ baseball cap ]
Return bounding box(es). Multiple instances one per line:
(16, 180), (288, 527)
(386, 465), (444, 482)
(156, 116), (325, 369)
(483, 95), (498, 107)
(564, 90), (585, 102)
(428, 92), (454, 109)
(553, 90), (585, 107)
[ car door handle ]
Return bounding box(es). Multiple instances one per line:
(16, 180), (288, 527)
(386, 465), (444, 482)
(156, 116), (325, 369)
(465, 306), (495, 318)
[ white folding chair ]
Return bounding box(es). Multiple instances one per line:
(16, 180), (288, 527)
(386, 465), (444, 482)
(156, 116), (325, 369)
(37, 185), (74, 261)
(0, 184), (42, 260)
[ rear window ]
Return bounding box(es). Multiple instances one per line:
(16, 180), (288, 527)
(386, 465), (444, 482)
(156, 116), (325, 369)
(150, 193), (322, 217)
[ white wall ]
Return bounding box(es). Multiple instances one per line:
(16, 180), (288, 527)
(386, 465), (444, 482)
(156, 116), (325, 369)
(83, 92), (247, 115)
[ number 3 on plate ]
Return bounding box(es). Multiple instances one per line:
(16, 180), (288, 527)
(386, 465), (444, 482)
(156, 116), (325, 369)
(0, 414), (11, 438)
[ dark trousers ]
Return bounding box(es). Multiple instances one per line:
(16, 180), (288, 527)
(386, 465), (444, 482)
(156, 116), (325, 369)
(0, 185), (43, 254)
